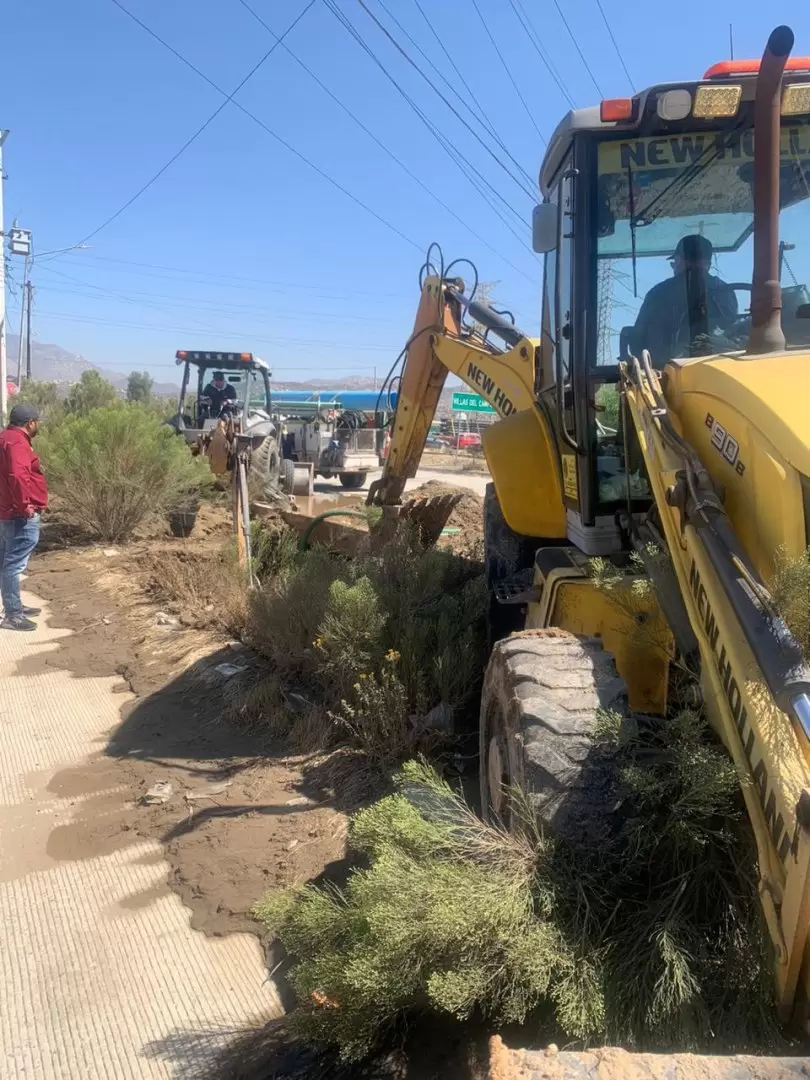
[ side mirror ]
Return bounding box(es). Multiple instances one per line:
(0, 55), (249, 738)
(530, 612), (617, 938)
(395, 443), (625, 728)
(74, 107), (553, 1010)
(532, 202), (558, 254)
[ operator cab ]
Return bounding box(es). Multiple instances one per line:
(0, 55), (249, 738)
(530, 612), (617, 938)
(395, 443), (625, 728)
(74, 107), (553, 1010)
(533, 57), (810, 553)
(173, 350), (272, 432)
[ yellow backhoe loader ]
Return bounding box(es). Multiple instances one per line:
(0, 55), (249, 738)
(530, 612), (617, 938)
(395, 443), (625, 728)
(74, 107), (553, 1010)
(370, 25), (810, 1073)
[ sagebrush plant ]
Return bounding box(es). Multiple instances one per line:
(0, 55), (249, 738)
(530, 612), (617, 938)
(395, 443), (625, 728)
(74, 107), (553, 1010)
(245, 547), (344, 680)
(41, 404), (212, 542)
(314, 577), (387, 701)
(250, 522), (299, 582)
(245, 523), (488, 719)
(772, 547), (810, 656)
(64, 370), (119, 415)
(259, 715), (780, 1061)
(329, 651), (417, 767)
(256, 760), (571, 1062)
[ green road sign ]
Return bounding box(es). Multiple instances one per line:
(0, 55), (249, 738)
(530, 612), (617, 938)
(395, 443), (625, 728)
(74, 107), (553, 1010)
(451, 391), (495, 413)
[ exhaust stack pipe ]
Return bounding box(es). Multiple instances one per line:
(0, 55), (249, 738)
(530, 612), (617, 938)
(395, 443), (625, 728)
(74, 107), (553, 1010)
(747, 25), (794, 355)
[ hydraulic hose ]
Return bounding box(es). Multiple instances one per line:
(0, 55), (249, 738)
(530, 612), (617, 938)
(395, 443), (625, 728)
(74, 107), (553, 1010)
(298, 509), (370, 551)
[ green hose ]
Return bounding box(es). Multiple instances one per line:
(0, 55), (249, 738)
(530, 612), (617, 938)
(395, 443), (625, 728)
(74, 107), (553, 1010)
(298, 508), (370, 551)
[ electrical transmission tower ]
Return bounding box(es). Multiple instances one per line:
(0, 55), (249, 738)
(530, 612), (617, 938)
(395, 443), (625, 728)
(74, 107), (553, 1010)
(596, 258), (614, 366)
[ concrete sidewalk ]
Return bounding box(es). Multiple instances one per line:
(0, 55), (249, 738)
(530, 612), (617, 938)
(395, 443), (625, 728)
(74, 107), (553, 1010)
(0, 593), (280, 1078)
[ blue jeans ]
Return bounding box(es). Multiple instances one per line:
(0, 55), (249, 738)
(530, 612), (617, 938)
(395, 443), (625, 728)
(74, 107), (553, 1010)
(0, 516), (40, 617)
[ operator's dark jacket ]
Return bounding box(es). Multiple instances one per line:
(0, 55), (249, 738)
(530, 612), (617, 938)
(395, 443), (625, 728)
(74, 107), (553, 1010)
(203, 381), (237, 415)
(632, 270), (738, 364)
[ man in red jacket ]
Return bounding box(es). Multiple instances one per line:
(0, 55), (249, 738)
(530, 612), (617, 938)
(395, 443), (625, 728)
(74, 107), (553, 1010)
(0, 404), (48, 631)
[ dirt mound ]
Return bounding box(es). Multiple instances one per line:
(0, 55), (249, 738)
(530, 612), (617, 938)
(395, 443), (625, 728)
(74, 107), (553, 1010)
(405, 480), (484, 550)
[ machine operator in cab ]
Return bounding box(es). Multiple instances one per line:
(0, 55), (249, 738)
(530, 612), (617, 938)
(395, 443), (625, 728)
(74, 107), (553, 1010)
(631, 235), (738, 364)
(202, 371), (238, 416)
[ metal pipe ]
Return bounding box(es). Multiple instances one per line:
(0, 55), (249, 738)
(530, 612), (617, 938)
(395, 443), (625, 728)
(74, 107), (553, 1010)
(747, 25), (794, 354)
(445, 287), (525, 349)
(793, 693), (810, 743)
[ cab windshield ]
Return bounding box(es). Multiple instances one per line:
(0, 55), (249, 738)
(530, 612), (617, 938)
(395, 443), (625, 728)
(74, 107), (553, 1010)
(595, 118), (810, 366)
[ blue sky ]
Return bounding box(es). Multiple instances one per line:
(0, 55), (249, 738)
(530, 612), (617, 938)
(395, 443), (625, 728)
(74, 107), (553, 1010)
(5, 0), (809, 383)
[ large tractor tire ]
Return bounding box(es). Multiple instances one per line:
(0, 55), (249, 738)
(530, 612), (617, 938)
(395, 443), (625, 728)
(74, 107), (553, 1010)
(480, 630), (626, 847)
(339, 472), (367, 490)
(250, 435), (281, 500)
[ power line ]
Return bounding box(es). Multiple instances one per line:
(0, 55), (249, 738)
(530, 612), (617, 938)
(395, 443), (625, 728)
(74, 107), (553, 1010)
(551, 0), (604, 97)
(49, 252), (409, 301)
(34, 309), (402, 351)
(50, 251), (541, 312)
(35, 268), (407, 325)
(410, 0), (505, 145)
(322, 0), (534, 246)
(350, 0), (538, 201)
(235, 0), (536, 280)
(468, 0), (546, 143)
(506, 0), (576, 110)
(104, 0), (423, 253)
(593, 0), (635, 92)
(76, 0), (317, 246)
(374, 0), (535, 189)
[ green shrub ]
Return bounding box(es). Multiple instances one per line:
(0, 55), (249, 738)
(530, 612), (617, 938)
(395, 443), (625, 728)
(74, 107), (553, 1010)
(314, 577), (387, 700)
(242, 525), (487, 765)
(245, 548), (347, 679)
(65, 370), (119, 414)
(371, 532), (488, 712)
(251, 522), (299, 582)
(329, 651), (414, 765)
(126, 370), (153, 403)
(256, 760), (568, 1062)
(259, 715), (779, 1061)
(41, 404), (211, 542)
(772, 547), (810, 656)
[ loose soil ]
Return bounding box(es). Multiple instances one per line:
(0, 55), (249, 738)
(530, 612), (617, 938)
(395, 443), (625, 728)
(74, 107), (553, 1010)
(406, 480), (485, 553)
(22, 502), (495, 1077)
(26, 505), (347, 939)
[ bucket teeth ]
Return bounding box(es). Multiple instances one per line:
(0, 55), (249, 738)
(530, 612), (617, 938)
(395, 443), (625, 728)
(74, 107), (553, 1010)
(383, 493), (463, 546)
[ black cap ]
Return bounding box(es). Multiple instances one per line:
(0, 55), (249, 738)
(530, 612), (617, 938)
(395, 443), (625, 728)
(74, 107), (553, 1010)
(671, 234), (713, 264)
(8, 403), (39, 427)
(212, 371), (225, 380)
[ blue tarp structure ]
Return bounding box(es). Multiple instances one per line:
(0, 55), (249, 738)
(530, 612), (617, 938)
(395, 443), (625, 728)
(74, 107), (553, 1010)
(270, 389), (397, 412)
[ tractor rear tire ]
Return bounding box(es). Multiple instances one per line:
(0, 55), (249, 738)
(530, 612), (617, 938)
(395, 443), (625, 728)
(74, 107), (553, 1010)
(479, 630), (626, 847)
(339, 472), (367, 490)
(250, 435), (281, 500)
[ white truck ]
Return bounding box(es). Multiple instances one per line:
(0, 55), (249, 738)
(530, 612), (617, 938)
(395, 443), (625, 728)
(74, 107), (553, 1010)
(275, 396), (387, 490)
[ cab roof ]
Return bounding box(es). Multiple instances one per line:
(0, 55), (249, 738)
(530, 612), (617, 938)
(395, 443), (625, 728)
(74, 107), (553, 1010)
(539, 64), (810, 196)
(174, 350), (270, 373)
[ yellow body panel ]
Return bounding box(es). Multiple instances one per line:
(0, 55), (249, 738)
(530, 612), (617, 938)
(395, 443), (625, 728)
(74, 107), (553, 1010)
(483, 407), (567, 538)
(433, 335), (536, 416)
(625, 366), (810, 1016)
(664, 353), (810, 579)
(526, 577), (670, 713)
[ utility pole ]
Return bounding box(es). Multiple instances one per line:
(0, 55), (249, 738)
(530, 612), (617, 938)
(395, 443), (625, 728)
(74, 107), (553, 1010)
(16, 256), (29, 385)
(0, 131), (9, 425)
(24, 280), (32, 380)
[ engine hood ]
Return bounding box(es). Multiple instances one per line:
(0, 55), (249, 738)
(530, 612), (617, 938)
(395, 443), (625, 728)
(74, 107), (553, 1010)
(664, 351), (810, 477)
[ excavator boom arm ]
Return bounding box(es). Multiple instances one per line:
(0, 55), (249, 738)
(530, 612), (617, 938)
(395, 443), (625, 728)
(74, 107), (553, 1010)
(368, 276), (538, 506)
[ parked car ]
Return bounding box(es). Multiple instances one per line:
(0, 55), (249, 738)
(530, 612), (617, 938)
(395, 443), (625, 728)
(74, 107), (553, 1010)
(457, 432), (482, 448)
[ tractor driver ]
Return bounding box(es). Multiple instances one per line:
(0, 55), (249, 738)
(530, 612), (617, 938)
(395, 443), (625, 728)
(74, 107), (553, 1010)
(202, 371), (238, 416)
(631, 235), (738, 364)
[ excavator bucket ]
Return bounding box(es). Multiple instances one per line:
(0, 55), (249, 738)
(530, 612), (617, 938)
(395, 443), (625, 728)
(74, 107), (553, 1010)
(378, 492), (463, 547)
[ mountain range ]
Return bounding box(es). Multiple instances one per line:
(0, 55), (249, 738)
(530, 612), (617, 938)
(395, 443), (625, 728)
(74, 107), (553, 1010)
(6, 336), (386, 397)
